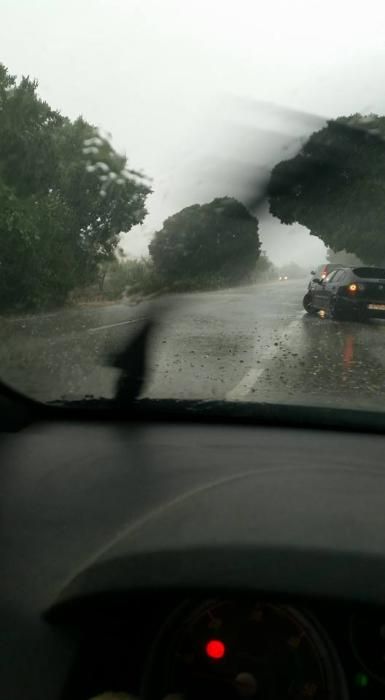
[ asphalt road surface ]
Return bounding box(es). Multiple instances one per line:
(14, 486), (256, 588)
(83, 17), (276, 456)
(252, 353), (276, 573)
(2, 278), (385, 411)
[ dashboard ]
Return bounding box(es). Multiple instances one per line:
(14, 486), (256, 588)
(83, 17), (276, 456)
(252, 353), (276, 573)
(2, 413), (385, 699)
(63, 595), (385, 699)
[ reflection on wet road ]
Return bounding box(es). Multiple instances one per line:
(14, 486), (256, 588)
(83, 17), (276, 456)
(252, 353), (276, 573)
(2, 278), (385, 411)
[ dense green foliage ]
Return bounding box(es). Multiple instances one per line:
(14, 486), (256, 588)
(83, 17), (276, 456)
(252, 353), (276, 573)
(0, 64), (150, 311)
(149, 197), (260, 287)
(269, 115), (385, 265)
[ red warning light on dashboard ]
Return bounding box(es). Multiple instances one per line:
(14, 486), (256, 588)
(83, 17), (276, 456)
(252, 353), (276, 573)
(205, 639), (226, 659)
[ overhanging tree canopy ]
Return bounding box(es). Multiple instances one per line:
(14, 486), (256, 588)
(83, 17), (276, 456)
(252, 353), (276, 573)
(268, 115), (385, 265)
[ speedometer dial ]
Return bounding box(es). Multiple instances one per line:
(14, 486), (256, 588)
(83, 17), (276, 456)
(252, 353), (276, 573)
(144, 600), (347, 700)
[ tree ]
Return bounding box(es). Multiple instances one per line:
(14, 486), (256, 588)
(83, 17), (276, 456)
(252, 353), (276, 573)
(0, 184), (78, 309)
(0, 64), (150, 310)
(55, 117), (150, 285)
(149, 197), (260, 288)
(268, 115), (385, 265)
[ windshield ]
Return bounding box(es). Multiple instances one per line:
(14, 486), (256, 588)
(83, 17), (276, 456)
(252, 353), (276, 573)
(2, 0), (385, 414)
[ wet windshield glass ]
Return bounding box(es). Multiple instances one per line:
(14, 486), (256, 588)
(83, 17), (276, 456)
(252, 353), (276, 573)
(2, 0), (385, 413)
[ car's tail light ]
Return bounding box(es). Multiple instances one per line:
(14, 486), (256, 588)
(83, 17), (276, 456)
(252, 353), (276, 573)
(347, 283), (365, 294)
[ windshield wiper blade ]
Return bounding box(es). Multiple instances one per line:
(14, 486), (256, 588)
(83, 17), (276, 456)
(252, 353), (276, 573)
(109, 316), (154, 405)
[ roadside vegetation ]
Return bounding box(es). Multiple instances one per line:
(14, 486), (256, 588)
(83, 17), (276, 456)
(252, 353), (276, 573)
(92, 248), (276, 302)
(0, 64), (149, 312)
(0, 62), (267, 311)
(2, 60), (380, 313)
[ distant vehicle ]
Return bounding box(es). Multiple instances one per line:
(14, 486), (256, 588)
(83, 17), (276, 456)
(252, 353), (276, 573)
(279, 275), (288, 281)
(303, 266), (385, 321)
(309, 263), (344, 288)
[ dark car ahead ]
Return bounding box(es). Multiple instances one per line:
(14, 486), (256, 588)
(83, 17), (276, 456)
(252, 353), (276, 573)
(303, 266), (385, 320)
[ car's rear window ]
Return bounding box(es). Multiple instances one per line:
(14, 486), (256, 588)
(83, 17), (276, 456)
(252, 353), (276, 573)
(353, 267), (385, 279)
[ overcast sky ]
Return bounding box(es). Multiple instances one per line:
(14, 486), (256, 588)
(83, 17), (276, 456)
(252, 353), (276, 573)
(2, 0), (385, 265)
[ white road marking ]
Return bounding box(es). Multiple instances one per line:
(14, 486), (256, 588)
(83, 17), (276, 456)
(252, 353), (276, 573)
(225, 313), (304, 401)
(88, 316), (148, 333)
(7, 311), (58, 323)
(226, 368), (264, 400)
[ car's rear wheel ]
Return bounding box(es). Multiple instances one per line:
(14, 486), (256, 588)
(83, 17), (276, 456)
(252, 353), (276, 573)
(303, 292), (318, 315)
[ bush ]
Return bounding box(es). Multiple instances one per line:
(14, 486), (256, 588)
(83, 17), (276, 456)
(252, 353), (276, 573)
(149, 197), (261, 288)
(102, 258), (162, 300)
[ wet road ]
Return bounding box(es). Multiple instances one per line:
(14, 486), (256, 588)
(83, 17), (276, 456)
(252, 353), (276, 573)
(2, 278), (385, 410)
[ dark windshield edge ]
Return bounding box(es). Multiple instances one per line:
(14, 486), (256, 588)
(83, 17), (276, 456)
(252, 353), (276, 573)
(38, 397), (385, 435)
(3, 374), (385, 433)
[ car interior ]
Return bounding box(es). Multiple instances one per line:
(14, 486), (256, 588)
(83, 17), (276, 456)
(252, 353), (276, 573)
(2, 332), (385, 700)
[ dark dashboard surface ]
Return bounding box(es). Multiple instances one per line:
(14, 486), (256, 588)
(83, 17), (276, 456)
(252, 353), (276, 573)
(2, 417), (385, 699)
